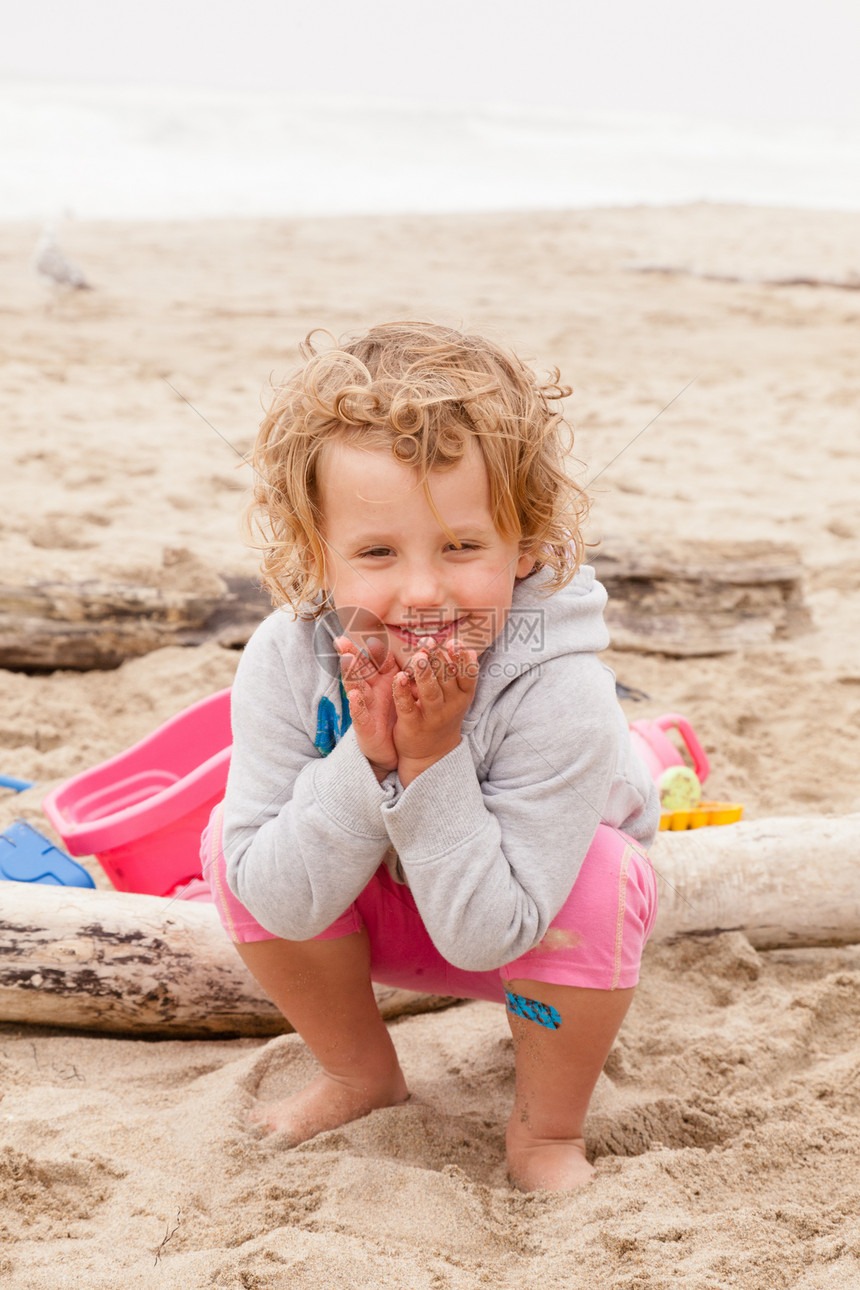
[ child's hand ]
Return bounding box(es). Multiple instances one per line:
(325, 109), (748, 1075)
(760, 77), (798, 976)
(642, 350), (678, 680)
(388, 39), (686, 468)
(392, 640), (479, 784)
(334, 635), (400, 776)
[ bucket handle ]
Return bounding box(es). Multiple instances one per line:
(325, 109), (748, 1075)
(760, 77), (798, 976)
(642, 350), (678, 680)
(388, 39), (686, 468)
(653, 713), (710, 784)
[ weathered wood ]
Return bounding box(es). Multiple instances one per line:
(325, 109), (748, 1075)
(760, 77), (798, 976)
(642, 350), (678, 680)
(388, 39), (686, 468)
(650, 813), (860, 949)
(591, 538), (809, 656)
(1, 538), (808, 669)
(0, 885), (461, 1038)
(2, 814), (859, 1037)
(0, 563), (271, 671)
(627, 264), (860, 291)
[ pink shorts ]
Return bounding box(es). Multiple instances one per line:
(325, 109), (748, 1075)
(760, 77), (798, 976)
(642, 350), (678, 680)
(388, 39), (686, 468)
(201, 803), (657, 997)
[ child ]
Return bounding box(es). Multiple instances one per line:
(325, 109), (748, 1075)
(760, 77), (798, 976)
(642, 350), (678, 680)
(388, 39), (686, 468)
(202, 321), (659, 1192)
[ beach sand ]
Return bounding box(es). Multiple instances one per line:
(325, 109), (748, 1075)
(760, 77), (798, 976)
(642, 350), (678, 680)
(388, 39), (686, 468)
(1, 205), (859, 1287)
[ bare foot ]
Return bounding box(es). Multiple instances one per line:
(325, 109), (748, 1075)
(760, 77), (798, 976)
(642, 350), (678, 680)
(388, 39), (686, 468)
(248, 1065), (409, 1146)
(506, 1117), (595, 1191)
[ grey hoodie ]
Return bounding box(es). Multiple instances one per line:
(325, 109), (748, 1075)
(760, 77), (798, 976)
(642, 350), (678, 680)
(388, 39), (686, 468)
(223, 564), (659, 972)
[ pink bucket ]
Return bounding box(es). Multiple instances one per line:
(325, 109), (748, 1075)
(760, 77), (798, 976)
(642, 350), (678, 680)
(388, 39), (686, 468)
(628, 713), (710, 786)
(42, 689), (232, 898)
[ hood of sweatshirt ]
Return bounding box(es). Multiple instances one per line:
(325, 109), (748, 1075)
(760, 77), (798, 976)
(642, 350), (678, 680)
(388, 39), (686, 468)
(462, 562), (609, 729)
(306, 560), (610, 739)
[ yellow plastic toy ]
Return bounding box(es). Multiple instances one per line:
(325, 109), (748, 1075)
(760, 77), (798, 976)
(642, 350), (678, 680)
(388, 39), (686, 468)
(658, 765), (701, 811)
(659, 802), (744, 831)
(656, 764), (742, 831)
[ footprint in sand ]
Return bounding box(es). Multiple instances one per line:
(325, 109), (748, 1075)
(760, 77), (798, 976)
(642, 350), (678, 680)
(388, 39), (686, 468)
(0, 1148), (126, 1243)
(232, 1034), (320, 1140)
(28, 516), (100, 550)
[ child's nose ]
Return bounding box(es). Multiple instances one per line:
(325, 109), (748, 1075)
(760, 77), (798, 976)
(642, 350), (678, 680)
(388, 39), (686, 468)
(400, 565), (446, 609)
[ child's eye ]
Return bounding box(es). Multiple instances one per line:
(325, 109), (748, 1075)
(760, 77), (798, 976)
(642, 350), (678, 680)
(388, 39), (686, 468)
(357, 544), (480, 558)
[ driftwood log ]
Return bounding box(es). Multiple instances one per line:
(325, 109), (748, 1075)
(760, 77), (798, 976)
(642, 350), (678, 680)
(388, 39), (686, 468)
(1, 540), (807, 670)
(0, 884), (460, 1039)
(1, 814), (858, 1037)
(627, 264), (860, 291)
(651, 813), (860, 949)
(0, 549), (271, 671)
(592, 538), (808, 656)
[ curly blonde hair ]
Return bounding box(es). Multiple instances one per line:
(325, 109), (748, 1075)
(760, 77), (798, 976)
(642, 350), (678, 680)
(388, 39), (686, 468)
(245, 320), (590, 618)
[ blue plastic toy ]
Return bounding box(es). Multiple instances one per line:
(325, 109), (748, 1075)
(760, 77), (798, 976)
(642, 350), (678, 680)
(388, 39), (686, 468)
(0, 774), (35, 792)
(0, 819), (95, 888)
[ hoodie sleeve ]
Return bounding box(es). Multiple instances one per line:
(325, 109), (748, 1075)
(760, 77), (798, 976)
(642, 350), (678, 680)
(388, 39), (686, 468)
(222, 616), (398, 939)
(380, 654), (648, 972)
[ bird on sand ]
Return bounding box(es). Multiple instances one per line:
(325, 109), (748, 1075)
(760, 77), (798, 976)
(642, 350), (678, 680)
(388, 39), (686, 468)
(32, 225), (92, 290)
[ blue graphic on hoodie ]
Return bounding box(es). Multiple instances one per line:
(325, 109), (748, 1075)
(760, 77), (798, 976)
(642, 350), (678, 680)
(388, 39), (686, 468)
(315, 679), (353, 756)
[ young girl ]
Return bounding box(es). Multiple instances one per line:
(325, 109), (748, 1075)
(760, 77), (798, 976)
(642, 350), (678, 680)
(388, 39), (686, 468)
(202, 321), (659, 1192)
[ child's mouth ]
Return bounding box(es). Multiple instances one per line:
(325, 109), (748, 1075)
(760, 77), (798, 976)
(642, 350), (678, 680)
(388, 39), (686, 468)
(386, 617), (466, 649)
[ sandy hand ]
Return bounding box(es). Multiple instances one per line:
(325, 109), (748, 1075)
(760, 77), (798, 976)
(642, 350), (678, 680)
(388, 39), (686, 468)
(334, 635), (400, 775)
(392, 640), (479, 782)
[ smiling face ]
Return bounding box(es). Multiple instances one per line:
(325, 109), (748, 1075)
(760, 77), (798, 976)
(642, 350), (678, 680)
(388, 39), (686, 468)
(317, 437), (536, 671)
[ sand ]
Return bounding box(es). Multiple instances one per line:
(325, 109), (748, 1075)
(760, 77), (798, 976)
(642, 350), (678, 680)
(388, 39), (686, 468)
(1, 204), (860, 1288)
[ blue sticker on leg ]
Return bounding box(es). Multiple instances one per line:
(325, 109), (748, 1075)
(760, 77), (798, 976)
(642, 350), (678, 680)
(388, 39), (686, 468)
(505, 990), (562, 1030)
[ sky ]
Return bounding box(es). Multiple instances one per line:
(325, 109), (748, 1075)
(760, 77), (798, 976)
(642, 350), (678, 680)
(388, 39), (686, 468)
(2, 0), (859, 125)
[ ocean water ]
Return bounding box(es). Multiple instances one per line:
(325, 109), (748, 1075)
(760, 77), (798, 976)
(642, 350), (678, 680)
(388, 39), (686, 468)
(3, 79), (860, 220)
